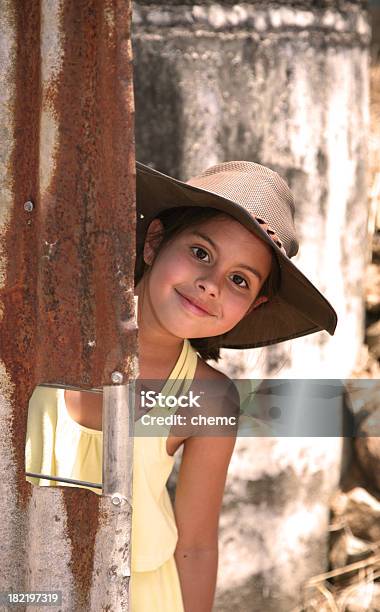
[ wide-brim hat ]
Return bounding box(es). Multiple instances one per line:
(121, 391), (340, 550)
(135, 160), (338, 350)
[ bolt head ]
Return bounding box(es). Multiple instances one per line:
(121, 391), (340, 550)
(111, 371), (123, 384)
(24, 201), (34, 212)
(112, 495), (122, 506)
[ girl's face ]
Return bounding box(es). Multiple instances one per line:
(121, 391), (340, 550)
(137, 215), (273, 340)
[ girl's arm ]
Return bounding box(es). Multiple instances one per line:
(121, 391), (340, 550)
(173, 430), (237, 612)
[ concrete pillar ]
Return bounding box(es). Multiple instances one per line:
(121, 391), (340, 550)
(134, 3), (370, 610)
(133, 0), (370, 379)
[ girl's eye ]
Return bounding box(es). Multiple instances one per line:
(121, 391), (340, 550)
(231, 274), (249, 289)
(191, 246), (210, 262)
(190, 246), (249, 289)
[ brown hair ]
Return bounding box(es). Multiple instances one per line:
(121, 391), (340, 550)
(135, 206), (281, 362)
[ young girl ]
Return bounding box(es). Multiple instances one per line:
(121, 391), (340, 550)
(25, 160), (337, 611)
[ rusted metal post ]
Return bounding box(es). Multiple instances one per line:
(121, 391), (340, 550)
(0, 1), (136, 610)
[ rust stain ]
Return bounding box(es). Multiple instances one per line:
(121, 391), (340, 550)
(63, 488), (101, 608)
(6, 0), (41, 506)
(47, 0), (135, 603)
(36, 0), (137, 388)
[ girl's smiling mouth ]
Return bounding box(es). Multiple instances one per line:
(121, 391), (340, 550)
(175, 289), (216, 317)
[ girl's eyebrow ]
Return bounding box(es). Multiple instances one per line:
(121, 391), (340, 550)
(190, 230), (263, 283)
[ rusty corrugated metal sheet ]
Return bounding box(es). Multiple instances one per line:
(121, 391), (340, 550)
(0, 1), (136, 609)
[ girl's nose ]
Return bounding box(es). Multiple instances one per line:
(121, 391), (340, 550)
(196, 275), (220, 298)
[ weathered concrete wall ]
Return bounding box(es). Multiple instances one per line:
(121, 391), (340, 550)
(220, 437), (343, 611)
(133, 0), (370, 380)
(134, 3), (370, 610)
(369, 2), (380, 235)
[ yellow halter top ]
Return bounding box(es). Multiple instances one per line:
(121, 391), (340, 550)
(25, 338), (198, 572)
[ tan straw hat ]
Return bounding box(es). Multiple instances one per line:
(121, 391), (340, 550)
(136, 160), (338, 349)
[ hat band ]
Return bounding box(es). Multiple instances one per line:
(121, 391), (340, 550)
(254, 216), (287, 256)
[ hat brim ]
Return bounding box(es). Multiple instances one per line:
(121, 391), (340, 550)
(135, 161), (338, 350)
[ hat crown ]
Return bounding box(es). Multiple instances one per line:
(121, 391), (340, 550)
(187, 161), (298, 257)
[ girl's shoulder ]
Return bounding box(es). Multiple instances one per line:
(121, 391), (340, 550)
(194, 358), (240, 410)
(194, 356), (230, 382)
(167, 357), (239, 457)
